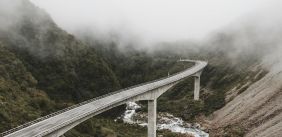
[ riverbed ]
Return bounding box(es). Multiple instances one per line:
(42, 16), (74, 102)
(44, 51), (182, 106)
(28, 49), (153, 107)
(120, 102), (209, 137)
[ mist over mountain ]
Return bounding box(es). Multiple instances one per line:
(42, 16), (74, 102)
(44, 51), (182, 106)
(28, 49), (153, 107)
(73, 2), (282, 136)
(1, 0), (282, 137)
(30, 0), (282, 69)
(0, 1), (122, 135)
(30, 0), (272, 47)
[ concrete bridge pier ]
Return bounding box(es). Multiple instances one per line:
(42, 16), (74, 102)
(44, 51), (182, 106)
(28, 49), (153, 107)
(148, 99), (157, 137)
(193, 71), (202, 100)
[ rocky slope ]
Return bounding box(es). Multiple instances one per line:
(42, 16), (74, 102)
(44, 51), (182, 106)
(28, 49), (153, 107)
(209, 13), (282, 137)
(211, 64), (282, 137)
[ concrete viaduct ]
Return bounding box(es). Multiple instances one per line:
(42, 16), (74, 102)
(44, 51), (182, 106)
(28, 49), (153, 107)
(1, 59), (207, 137)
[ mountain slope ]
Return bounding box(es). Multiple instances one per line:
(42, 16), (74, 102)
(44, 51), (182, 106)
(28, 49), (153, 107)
(0, 0), (121, 135)
(0, 0), (121, 102)
(1, 0), (282, 137)
(0, 43), (54, 132)
(208, 16), (282, 136)
(211, 67), (282, 137)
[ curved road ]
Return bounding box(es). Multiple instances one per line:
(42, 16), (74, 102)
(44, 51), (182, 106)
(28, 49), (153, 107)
(2, 60), (207, 137)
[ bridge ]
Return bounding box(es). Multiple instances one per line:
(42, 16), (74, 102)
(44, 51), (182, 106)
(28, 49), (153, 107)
(1, 59), (207, 137)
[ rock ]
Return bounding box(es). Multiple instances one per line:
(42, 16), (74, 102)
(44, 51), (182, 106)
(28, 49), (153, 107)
(200, 126), (207, 131)
(193, 123), (201, 129)
(184, 123), (192, 128)
(126, 102), (141, 110)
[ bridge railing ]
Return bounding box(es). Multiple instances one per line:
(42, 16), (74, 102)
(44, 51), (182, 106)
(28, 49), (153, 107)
(0, 61), (199, 137)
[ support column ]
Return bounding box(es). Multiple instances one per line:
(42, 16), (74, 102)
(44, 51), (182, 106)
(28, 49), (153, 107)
(194, 76), (200, 100)
(148, 99), (157, 137)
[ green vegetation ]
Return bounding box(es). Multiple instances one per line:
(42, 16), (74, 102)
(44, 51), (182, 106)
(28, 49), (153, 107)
(0, 1), (268, 136)
(76, 31), (268, 136)
(222, 124), (246, 137)
(66, 117), (146, 137)
(0, 44), (55, 131)
(0, 0), (122, 135)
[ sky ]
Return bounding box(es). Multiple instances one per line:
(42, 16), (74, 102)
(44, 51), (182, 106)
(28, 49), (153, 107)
(30, 0), (272, 43)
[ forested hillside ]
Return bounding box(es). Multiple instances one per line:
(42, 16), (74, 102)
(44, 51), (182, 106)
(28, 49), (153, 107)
(77, 31), (267, 122)
(0, 44), (55, 132)
(0, 0), (275, 137)
(0, 0), (121, 136)
(0, 1), (198, 136)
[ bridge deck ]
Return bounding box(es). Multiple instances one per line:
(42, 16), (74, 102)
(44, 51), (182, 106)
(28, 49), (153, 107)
(4, 60), (207, 137)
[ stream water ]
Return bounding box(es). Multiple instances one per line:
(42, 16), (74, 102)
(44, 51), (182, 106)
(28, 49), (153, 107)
(119, 102), (209, 137)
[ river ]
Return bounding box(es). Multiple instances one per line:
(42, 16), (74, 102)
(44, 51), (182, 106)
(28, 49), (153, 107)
(118, 102), (209, 137)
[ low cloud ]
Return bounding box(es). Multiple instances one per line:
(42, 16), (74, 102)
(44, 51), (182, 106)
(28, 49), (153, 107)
(1, 0), (282, 72)
(29, 0), (270, 45)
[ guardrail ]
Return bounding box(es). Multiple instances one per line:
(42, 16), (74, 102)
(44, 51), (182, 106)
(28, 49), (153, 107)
(0, 60), (200, 137)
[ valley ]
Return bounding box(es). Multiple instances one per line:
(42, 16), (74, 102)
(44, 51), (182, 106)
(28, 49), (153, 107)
(1, 0), (282, 137)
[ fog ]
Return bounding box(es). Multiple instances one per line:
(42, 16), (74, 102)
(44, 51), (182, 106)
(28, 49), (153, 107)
(1, 0), (282, 71)
(30, 0), (271, 44)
